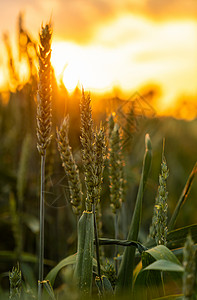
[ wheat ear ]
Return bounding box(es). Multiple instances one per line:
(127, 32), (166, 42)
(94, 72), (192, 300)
(57, 115), (83, 215)
(149, 140), (169, 245)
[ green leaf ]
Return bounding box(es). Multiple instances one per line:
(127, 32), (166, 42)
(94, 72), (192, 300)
(46, 254), (77, 286)
(117, 134), (152, 293)
(167, 224), (197, 250)
(146, 223), (197, 250)
(168, 161), (197, 231)
(74, 211), (94, 294)
(134, 245), (183, 299)
(134, 266), (163, 299)
(144, 245), (182, 266)
(45, 254), (102, 287)
(144, 260), (184, 272)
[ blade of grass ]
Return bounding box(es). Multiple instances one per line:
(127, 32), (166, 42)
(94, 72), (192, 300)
(168, 162), (197, 231)
(116, 134), (152, 293)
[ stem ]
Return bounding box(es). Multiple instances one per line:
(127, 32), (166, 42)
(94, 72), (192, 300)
(38, 154), (46, 300)
(93, 204), (101, 280)
(121, 202), (127, 239)
(114, 213), (118, 273)
(161, 271), (165, 296)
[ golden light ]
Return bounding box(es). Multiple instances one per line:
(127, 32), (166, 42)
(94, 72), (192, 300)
(51, 42), (115, 92)
(18, 57), (30, 83)
(0, 67), (7, 90)
(63, 62), (80, 92)
(51, 14), (197, 116)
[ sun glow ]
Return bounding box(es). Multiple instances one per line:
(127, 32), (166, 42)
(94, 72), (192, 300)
(51, 14), (197, 115)
(51, 42), (116, 92)
(0, 67), (7, 90)
(18, 58), (30, 83)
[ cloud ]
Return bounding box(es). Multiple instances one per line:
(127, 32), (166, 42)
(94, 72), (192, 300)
(48, 0), (197, 43)
(0, 0), (197, 44)
(145, 0), (197, 19)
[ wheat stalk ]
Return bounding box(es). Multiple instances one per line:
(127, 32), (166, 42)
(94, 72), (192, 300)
(80, 90), (106, 281)
(36, 23), (52, 300)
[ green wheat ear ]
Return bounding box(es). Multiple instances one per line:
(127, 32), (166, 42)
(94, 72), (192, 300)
(80, 90), (106, 210)
(80, 90), (95, 210)
(9, 264), (22, 300)
(57, 115), (83, 215)
(108, 121), (125, 214)
(37, 24), (52, 156)
(183, 233), (196, 299)
(94, 125), (106, 205)
(149, 139), (169, 245)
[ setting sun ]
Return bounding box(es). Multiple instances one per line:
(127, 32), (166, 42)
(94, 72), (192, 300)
(51, 14), (197, 115)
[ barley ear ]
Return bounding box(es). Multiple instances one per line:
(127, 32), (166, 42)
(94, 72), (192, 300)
(37, 24), (52, 156)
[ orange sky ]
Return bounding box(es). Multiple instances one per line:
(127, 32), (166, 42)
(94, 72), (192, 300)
(0, 0), (197, 118)
(0, 0), (197, 42)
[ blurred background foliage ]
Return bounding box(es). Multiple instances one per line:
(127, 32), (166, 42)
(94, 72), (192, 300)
(0, 14), (196, 294)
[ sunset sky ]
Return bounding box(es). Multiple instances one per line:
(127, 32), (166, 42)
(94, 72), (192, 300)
(0, 0), (197, 117)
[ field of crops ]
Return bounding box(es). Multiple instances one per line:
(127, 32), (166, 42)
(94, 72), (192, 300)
(0, 20), (197, 300)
